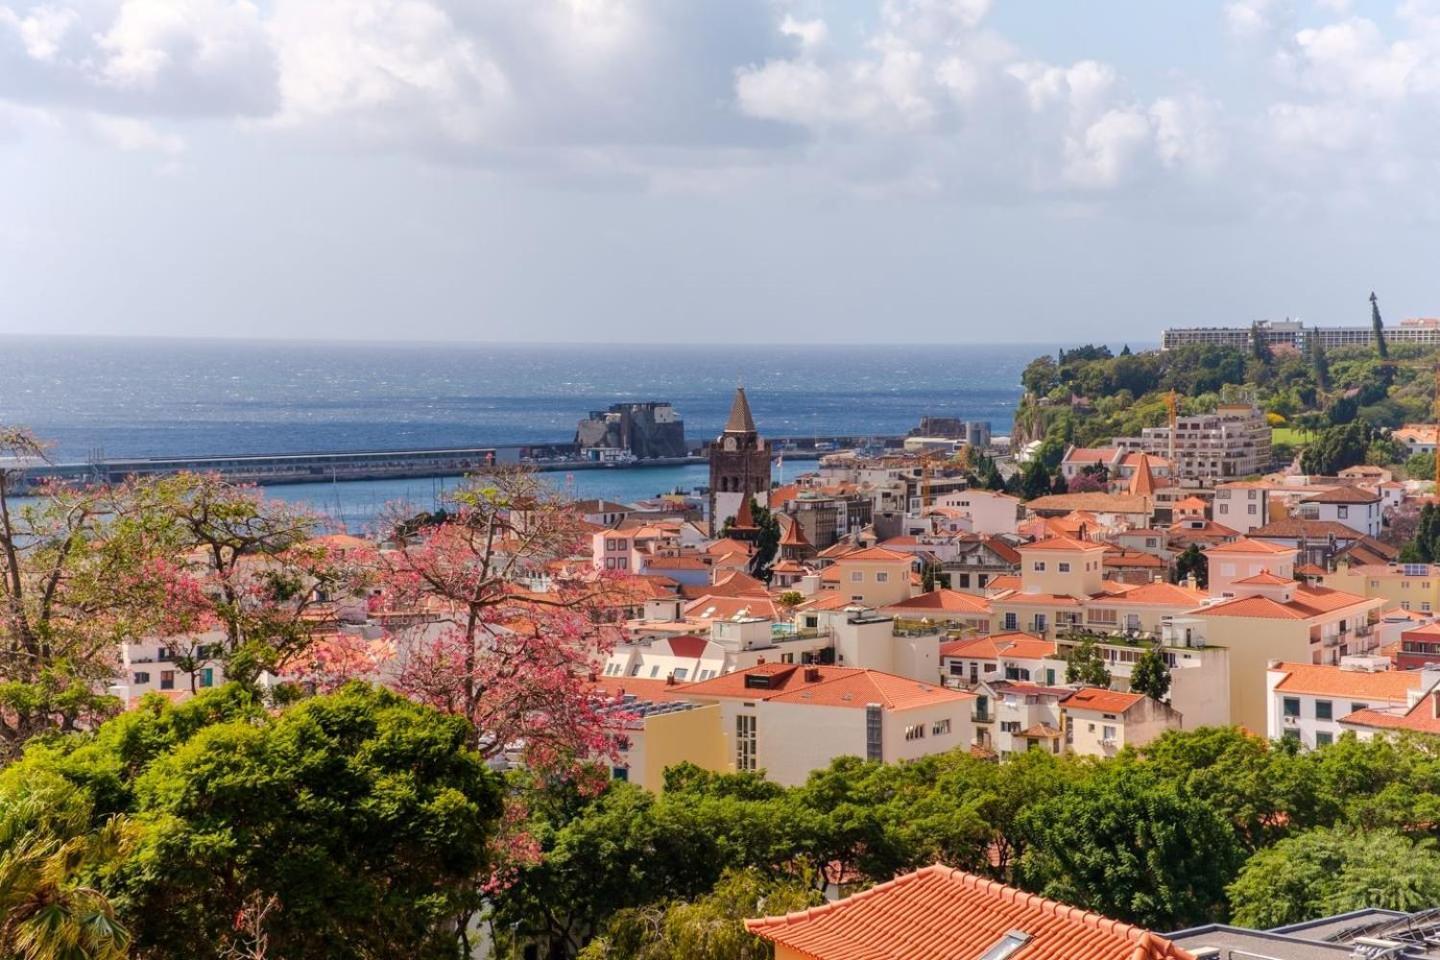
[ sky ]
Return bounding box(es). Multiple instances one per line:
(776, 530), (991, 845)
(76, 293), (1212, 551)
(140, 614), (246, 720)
(2, 0), (1439, 344)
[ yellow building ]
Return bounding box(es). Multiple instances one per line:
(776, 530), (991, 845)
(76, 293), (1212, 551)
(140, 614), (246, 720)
(1175, 572), (1384, 733)
(1325, 559), (1440, 617)
(827, 545), (915, 607)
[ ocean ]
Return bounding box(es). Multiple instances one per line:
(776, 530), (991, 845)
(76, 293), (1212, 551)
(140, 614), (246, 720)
(0, 337), (1043, 530)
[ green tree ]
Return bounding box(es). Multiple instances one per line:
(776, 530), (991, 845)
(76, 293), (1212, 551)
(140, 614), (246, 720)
(1172, 544), (1208, 589)
(1019, 461), (1053, 501)
(0, 779), (132, 960)
(1129, 647), (1171, 703)
(0, 683), (503, 960)
(1299, 421), (1371, 475)
(1372, 291), (1389, 360)
(577, 868), (821, 960)
(1064, 637), (1111, 687)
(1229, 827), (1440, 928)
(1309, 336), (1331, 392)
(1406, 451), (1435, 482)
(1018, 766), (1243, 929)
(747, 502), (782, 582)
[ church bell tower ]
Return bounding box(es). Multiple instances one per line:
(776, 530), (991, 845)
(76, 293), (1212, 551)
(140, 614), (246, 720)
(708, 387), (771, 531)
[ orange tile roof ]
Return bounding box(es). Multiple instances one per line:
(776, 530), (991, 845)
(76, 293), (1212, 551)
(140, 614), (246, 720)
(796, 591), (861, 612)
(1205, 537), (1298, 556)
(991, 591), (1085, 607)
(834, 545), (913, 564)
(1342, 691), (1440, 734)
(1303, 486), (1381, 504)
(1193, 585), (1373, 620)
(745, 864), (1194, 960)
(1271, 661), (1418, 701)
(984, 575), (1022, 593)
(883, 589), (992, 615)
(1232, 570), (1294, 586)
(1103, 549), (1164, 568)
(682, 595), (779, 620)
(940, 632), (1055, 660)
(1022, 535), (1109, 552)
(682, 664), (971, 710)
(706, 571), (772, 598)
(1062, 687), (1145, 714)
(1094, 581), (1207, 606)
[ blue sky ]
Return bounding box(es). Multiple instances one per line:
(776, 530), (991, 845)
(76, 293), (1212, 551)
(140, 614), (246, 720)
(2, 0), (1438, 344)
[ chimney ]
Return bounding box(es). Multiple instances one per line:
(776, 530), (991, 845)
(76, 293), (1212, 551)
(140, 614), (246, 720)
(756, 656), (766, 665)
(666, 673), (677, 686)
(805, 667), (822, 683)
(1185, 573), (1198, 590)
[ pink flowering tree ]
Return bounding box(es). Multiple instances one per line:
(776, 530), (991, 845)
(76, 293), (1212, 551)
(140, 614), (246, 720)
(376, 467), (632, 776)
(125, 473), (376, 687)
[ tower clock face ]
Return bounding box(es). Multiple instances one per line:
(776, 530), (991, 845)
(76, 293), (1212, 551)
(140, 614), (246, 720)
(724, 437), (737, 451)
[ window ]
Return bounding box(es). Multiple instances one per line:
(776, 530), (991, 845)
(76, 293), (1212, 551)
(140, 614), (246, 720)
(1352, 702), (1366, 715)
(160, 671), (175, 691)
(958, 573), (971, 588)
(1315, 731), (1334, 747)
(1003, 612), (1018, 631)
(1339, 506), (1349, 519)
(736, 714), (757, 771)
(1033, 562), (1046, 572)
(1146, 538), (1158, 548)
(672, 668), (688, 681)
(1101, 725), (1117, 742)
(1058, 562), (1071, 573)
(1315, 699), (1332, 720)
(904, 723), (926, 741)
(133, 671), (150, 685)
(649, 665), (661, 677)
(1248, 504), (1257, 515)
(1219, 504), (1229, 514)
(1000, 721), (1021, 733)
(199, 668), (214, 688)
(611, 767), (629, 781)
(932, 718), (951, 736)
(850, 571), (863, 583)
(1283, 697), (1300, 718)
(875, 572), (889, 583)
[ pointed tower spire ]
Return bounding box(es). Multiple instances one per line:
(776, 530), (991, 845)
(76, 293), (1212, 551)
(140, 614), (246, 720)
(1128, 453), (1156, 497)
(724, 387), (758, 434)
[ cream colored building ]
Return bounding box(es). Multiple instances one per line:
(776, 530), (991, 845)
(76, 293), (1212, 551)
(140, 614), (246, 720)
(1061, 687), (1182, 757)
(1265, 659), (1428, 750)
(680, 663), (976, 787)
(1206, 537), (1297, 596)
(1325, 560), (1440, 617)
(829, 545), (915, 607)
(1178, 570), (1384, 733)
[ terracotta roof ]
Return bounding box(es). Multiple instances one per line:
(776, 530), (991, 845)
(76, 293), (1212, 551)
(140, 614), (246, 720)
(883, 589), (992, 615)
(816, 541), (861, 560)
(1021, 535), (1108, 552)
(1270, 661), (1418, 701)
(1251, 518), (1364, 540)
(834, 545), (913, 564)
(1094, 581), (1207, 606)
(991, 681), (1073, 698)
(732, 494), (758, 531)
(796, 591), (862, 612)
(991, 591), (1085, 607)
(1103, 549), (1164, 568)
(706, 571), (772, 598)
(1342, 690), (1440, 734)
(682, 595), (779, 620)
(589, 676), (695, 704)
(662, 634), (711, 659)
(705, 537), (755, 557)
(1026, 493), (1152, 515)
(985, 575), (1022, 592)
(1173, 496), (1208, 509)
(1231, 570), (1294, 586)
(780, 517), (811, 547)
(1303, 486), (1381, 504)
(646, 555), (712, 570)
(1062, 687), (1145, 714)
(682, 664), (971, 710)
(939, 632), (1055, 660)
(1205, 537), (1297, 556)
(745, 864), (1194, 960)
(1019, 723), (1064, 739)
(1128, 453), (1157, 497)
(1295, 563), (1328, 577)
(1193, 585), (1373, 620)
(982, 537), (1023, 564)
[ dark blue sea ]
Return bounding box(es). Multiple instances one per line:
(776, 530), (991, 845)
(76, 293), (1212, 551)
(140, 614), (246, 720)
(0, 337), (1048, 529)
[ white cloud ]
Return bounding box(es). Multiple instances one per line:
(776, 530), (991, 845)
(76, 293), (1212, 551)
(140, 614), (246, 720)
(0, 4), (77, 61)
(89, 113), (185, 153)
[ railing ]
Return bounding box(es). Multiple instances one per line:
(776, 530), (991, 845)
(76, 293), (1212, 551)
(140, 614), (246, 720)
(972, 710), (994, 724)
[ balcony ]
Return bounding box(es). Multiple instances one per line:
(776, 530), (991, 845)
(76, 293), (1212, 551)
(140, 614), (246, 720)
(972, 710), (994, 724)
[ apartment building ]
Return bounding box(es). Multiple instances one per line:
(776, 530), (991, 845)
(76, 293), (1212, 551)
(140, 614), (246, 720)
(939, 632), (1057, 687)
(1178, 560), (1385, 732)
(1265, 659), (1428, 750)
(1294, 486), (1383, 537)
(938, 535), (1021, 594)
(1119, 402), (1271, 482)
(932, 489), (1021, 536)
(119, 634), (227, 700)
(1213, 481), (1271, 535)
(1325, 560), (1440, 617)
(974, 679), (1069, 758)
(1161, 319), (1305, 351)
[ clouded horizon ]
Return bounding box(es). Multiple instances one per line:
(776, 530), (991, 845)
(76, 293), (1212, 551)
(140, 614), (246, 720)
(2, 0), (1438, 343)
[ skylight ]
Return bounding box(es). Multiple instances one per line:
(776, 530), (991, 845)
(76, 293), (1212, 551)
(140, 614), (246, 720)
(977, 930), (1031, 960)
